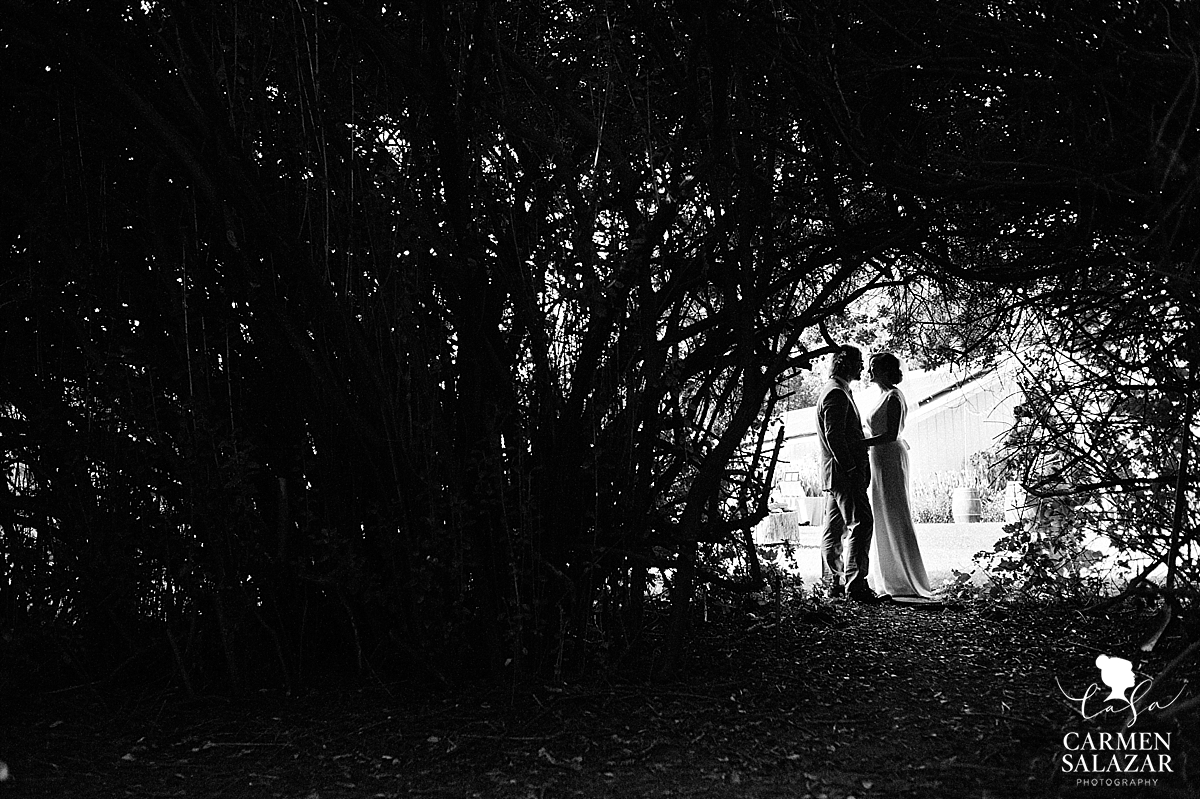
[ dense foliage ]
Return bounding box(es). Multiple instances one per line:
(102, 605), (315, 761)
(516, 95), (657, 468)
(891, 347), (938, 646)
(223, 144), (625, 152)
(2, 0), (1196, 690)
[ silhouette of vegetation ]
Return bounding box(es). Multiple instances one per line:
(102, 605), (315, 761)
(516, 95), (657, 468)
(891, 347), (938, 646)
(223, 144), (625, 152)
(1, 0), (1197, 697)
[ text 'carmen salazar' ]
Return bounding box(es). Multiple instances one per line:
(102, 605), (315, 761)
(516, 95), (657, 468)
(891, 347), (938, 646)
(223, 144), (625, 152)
(1061, 731), (1173, 775)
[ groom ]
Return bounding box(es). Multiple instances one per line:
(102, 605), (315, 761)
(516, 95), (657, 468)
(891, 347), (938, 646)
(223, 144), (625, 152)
(816, 345), (880, 602)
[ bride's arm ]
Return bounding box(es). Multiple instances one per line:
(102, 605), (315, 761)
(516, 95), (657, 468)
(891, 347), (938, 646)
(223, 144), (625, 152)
(862, 393), (902, 447)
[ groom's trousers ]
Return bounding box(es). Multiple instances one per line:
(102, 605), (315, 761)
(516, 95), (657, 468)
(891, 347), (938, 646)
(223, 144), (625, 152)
(820, 478), (874, 595)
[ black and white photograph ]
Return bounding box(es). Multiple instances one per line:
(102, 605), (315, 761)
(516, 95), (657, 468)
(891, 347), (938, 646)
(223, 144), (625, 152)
(1, 2), (1198, 797)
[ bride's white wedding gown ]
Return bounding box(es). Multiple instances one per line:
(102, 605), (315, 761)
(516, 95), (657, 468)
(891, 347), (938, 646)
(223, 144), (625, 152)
(866, 388), (934, 599)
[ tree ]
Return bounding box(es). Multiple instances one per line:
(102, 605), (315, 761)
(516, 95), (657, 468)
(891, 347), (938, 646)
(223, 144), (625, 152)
(3, 0), (1194, 689)
(871, 2), (1200, 643)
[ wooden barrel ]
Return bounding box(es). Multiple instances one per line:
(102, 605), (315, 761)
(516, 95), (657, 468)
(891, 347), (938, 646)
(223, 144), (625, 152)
(951, 486), (982, 523)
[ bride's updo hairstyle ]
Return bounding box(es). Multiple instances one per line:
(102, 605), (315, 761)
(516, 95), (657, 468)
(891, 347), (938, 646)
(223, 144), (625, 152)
(870, 353), (903, 384)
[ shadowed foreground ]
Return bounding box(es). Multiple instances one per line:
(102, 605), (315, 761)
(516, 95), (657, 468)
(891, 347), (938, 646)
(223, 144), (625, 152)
(4, 601), (1195, 798)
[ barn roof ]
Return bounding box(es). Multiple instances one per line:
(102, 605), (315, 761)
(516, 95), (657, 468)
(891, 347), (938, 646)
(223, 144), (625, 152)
(777, 361), (1018, 442)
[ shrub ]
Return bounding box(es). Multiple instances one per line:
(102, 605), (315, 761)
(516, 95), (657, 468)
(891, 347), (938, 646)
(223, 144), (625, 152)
(910, 474), (955, 523)
(909, 465), (1005, 524)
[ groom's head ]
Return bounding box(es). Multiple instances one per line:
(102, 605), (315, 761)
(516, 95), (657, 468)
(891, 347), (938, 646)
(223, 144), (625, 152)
(830, 345), (864, 381)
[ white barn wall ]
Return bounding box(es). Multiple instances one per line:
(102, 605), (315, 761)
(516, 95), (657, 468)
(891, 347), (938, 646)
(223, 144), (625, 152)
(904, 370), (1021, 482)
(766, 366), (1021, 503)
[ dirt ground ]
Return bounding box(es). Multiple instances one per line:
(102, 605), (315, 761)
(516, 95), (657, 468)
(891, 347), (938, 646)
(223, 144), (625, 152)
(3, 598), (1196, 799)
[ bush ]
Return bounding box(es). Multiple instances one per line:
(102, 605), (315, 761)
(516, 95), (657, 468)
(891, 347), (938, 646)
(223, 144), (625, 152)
(910, 474), (955, 523)
(909, 466), (1005, 524)
(972, 520), (1111, 601)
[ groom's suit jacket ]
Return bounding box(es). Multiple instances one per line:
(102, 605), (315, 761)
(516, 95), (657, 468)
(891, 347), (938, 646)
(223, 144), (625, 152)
(816, 377), (870, 491)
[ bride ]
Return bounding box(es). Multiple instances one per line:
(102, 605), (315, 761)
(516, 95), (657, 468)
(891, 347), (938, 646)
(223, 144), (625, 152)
(863, 353), (935, 600)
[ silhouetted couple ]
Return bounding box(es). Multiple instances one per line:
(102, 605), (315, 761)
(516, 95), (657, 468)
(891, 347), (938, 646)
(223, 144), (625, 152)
(816, 345), (934, 604)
